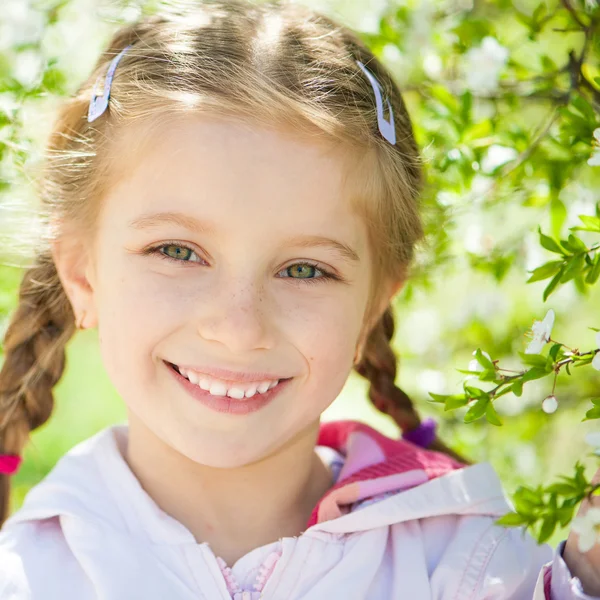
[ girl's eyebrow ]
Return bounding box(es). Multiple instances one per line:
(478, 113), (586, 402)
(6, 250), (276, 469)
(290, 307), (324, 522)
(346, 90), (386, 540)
(283, 235), (360, 264)
(128, 210), (360, 264)
(129, 211), (216, 235)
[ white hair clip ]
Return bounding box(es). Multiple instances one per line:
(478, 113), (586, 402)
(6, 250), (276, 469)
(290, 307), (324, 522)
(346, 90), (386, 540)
(88, 45), (132, 123)
(356, 60), (396, 146)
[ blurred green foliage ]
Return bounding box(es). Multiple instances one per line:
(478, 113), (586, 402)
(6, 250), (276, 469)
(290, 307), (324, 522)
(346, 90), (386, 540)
(1, 0), (600, 548)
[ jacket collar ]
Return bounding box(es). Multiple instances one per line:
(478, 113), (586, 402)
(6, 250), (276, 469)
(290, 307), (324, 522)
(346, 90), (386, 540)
(5, 421), (511, 542)
(307, 420), (510, 531)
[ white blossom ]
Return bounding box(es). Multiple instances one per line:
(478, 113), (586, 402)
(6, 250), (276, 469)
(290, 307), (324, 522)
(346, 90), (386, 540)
(468, 349), (492, 372)
(588, 129), (600, 167)
(0, 0), (45, 50)
(542, 395), (558, 414)
(409, 0), (435, 50)
(525, 309), (555, 354)
(466, 350), (492, 380)
(481, 145), (518, 173)
(585, 431), (600, 456)
(12, 50), (44, 89)
(571, 507), (600, 553)
(463, 37), (509, 93)
(422, 51), (442, 79)
(468, 175), (495, 206)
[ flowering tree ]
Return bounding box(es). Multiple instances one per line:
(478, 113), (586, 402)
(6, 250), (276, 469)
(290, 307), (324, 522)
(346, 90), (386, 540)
(357, 0), (600, 548)
(0, 0), (599, 548)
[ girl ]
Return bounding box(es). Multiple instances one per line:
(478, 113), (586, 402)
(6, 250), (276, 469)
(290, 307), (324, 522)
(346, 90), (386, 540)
(0, 1), (598, 598)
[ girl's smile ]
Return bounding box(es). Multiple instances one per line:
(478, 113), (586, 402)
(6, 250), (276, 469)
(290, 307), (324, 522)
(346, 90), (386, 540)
(166, 359), (294, 415)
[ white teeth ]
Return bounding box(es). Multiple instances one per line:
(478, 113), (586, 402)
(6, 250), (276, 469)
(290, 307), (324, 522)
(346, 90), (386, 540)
(257, 381), (271, 393)
(226, 387), (246, 399)
(176, 365), (283, 399)
(209, 381), (227, 396)
(187, 371), (200, 385)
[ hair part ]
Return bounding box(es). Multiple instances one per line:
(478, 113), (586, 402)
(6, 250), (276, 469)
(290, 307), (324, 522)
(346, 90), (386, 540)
(0, 0), (463, 525)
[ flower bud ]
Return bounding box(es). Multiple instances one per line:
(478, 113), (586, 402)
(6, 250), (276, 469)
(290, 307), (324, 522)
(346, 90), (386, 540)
(542, 395), (558, 414)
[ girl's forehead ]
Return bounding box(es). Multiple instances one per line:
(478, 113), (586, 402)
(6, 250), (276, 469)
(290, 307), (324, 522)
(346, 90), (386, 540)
(109, 115), (361, 209)
(101, 115), (369, 241)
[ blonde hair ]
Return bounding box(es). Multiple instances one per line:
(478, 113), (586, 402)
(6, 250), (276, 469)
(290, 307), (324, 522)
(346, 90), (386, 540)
(0, 0), (465, 524)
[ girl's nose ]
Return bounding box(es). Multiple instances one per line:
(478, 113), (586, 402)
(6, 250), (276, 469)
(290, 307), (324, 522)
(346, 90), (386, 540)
(195, 281), (276, 354)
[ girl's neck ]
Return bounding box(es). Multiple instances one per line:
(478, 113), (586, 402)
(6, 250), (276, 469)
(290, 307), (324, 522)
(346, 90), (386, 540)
(123, 414), (334, 565)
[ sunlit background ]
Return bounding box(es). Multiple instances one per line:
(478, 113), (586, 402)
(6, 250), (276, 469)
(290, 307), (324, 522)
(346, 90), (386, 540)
(1, 0), (600, 549)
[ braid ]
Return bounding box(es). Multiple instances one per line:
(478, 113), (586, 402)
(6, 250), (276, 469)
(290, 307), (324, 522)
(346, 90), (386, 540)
(355, 306), (469, 464)
(0, 251), (76, 524)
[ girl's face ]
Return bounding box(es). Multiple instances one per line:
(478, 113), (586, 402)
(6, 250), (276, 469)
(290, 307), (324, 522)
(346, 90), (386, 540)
(83, 116), (376, 467)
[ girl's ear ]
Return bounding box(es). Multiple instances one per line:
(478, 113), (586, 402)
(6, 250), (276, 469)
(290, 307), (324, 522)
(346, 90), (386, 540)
(389, 279), (405, 298)
(50, 238), (98, 329)
(376, 278), (405, 318)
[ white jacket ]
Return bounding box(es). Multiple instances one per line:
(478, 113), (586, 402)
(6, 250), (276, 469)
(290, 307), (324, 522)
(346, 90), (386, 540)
(0, 420), (596, 599)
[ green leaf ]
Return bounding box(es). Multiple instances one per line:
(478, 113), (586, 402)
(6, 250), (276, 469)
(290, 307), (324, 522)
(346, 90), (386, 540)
(566, 234), (588, 253)
(460, 90), (473, 124)
(572, 215), (600, 233)
(584, 406), (600, 421)
(485, 401), (502, 426)
(540, 55), (557, 72)
(538, 227), (564, 254)
(586, 254), (600, 285)
(495, 512), (530, 527)
(514, 486), (544, 512)
(521, 367), (550, 383)
(464, 397), (489, 423)
(557, 505), (576, 527)
(428, 392), (451, 403)
(549, 343), (563, 361)
(559, 253), (586, 283)
(571, 94), (596, 122)
(512, 379), (524, 397)
(518, 352), (547, 368)
(455, 368), (483, 375)
(463, 385), (488, 399)
(41, 67), (68, 95)
(474, 348), (495, 370)
(550, 198), (567, 239)
(546, 482), (578, 495)
(495, 386), (516, 400)
(574, 463), (588, 489)
(527, 260), (563, 283)
(478, 369), (499, 382)
(462, 119), (492, 142)
(538, 515), (557, 543)
(543, 267), (565, 301)
(429, 84), (460, 112)
(444, 395), (470, 411)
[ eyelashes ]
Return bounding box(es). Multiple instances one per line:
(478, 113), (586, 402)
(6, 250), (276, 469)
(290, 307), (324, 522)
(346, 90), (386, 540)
(140, 241), (341, 285)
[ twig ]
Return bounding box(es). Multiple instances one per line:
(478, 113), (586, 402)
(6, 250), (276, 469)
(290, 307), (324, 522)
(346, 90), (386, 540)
(562, 0), (590, 29)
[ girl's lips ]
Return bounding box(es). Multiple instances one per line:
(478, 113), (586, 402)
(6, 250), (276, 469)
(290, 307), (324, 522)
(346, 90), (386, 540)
(164, 360), (292, 415)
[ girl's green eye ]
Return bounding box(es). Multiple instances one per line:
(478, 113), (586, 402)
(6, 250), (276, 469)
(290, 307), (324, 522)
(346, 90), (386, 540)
(162, 245), (194, 261)
(287, 264), (316, 279)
